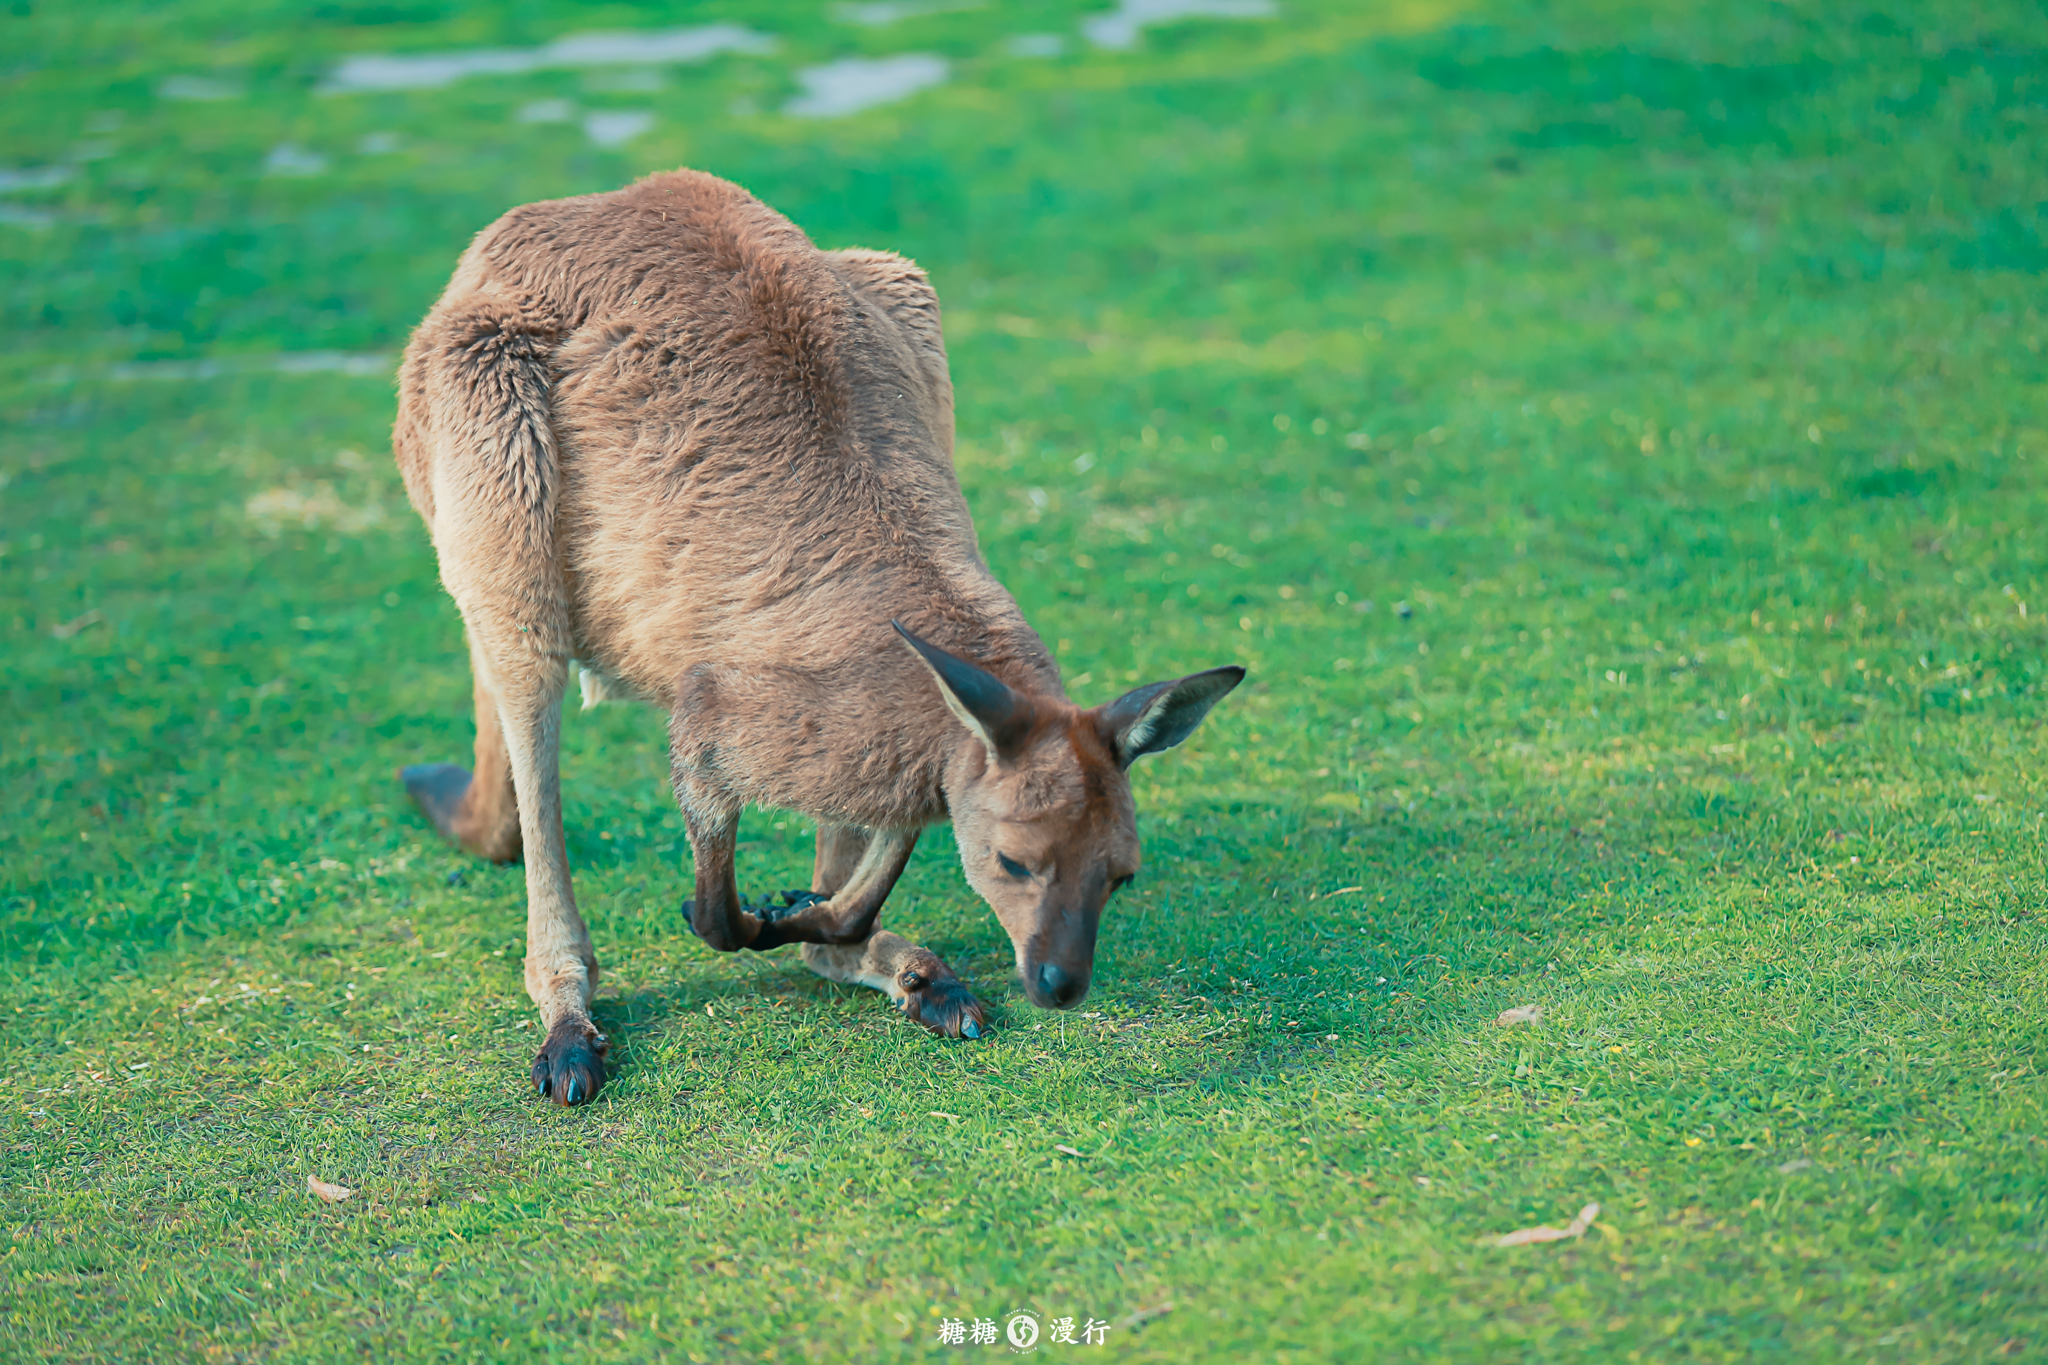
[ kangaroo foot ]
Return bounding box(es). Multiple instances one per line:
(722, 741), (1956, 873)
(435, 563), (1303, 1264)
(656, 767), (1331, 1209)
(896, 951), (989, 1040)
(531, 1018), (608, 1106)
(401, 762), (471, 837)
(400, 762), (521, 863)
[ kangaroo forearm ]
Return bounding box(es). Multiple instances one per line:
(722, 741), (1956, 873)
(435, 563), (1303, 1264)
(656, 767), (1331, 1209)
(800, 932), (986, 1039)
(748, 828), (919, 950)
(682, 806), (763, 952)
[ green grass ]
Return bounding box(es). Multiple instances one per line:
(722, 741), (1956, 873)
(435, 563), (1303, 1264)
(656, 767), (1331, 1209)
(4, 0), (2047, 1359)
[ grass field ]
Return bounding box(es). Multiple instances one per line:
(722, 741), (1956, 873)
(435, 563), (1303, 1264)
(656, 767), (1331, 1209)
(5, 0), (2048, 1359)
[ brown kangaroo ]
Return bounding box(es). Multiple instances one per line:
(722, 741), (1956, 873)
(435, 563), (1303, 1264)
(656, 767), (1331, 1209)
(391, 168), (1242, 1106)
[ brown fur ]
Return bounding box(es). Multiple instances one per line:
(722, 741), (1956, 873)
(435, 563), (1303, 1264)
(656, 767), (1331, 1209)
(393, 169), (1240, 1105)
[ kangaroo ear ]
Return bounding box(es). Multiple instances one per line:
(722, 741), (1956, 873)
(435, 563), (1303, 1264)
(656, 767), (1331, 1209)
(892, 620), (1034, 759)
(1100, 666), (1245, 767)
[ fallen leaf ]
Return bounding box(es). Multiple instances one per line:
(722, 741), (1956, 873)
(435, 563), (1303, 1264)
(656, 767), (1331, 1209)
(1496, 1004), (1546, 1027)
(1118, 1301), (1176, 1329)
(1492, 1202), (1599, 1247)
(50, 609), (103, 640)
(307, 1176), (353, 1203)
(1055, 1145), (1085, 1158)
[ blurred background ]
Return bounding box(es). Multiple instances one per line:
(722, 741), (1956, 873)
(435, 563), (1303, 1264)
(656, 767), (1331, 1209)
(10, 0), (2045, 879)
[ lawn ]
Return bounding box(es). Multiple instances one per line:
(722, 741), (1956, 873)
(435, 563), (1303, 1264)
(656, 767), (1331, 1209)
(3, 0), (2047, 1359)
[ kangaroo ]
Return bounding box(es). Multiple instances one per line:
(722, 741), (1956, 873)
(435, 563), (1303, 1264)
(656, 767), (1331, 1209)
(392, 169), (1242, 1106)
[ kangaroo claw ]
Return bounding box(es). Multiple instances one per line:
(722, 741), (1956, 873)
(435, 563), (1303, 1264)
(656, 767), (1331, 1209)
(531, 1020), (608, 1106)
(897, 968), (989, 1040)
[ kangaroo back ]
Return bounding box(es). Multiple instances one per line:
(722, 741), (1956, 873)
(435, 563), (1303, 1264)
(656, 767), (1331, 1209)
(404, 169), (1039, 708)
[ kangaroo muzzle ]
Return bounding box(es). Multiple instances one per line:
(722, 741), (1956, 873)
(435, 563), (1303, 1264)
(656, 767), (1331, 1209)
(1030, 959), (1090, 1009)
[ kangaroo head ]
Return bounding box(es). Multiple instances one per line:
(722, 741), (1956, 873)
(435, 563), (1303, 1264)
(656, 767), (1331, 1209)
(893, 621), (1244, 1012)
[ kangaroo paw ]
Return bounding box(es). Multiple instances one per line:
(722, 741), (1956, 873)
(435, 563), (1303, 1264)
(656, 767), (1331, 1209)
(722, 890), (829, 952)
(897, 961), (989, 1040)
(681, 898), (768, 953)
(531, 1019), (608, 1106)
(741, 890), (825, 923)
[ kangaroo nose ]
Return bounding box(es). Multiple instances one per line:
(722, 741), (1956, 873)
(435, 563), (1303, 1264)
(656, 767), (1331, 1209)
(1037, 962), (1083, 1008)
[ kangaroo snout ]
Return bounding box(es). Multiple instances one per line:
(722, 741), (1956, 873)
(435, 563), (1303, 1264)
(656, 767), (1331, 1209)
(1029, 959), (1090, 1010)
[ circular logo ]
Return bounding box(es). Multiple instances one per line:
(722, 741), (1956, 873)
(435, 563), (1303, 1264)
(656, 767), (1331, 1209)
(1005, 1311), (1041, 1352)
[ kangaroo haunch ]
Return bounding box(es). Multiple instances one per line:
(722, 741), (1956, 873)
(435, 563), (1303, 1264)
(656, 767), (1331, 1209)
(391, 168), (1243, 1106)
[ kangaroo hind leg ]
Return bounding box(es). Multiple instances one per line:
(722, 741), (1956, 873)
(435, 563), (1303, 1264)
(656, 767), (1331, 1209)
(400, 298), (606, 1104)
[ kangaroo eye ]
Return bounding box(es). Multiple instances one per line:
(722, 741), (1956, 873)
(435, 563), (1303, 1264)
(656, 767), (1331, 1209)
(998, 853), (1030, 880)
